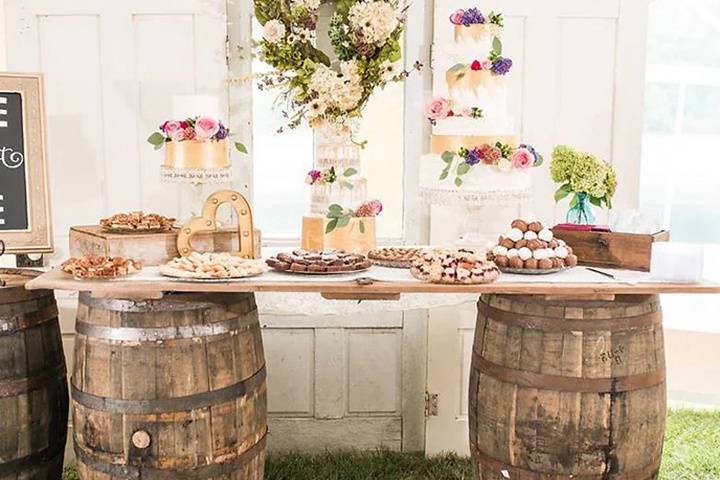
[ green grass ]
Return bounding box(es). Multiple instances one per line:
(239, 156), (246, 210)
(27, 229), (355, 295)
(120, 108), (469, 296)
(62, 409), (720, 480)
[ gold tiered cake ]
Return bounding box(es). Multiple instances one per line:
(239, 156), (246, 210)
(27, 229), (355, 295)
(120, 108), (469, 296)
(301, 122), (377, 255)
(420, 6), (542, 205)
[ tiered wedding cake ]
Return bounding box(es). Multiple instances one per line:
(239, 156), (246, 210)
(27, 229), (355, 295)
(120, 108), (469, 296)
(420, 7), (542, 205)
(307, 124), (367, 215)
(301, 123), (378, 254)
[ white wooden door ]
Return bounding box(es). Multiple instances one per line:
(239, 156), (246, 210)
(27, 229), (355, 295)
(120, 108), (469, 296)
(425, 0), (650, 455)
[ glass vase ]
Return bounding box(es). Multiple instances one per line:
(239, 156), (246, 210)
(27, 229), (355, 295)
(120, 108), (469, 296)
(566, 193), (596, 225)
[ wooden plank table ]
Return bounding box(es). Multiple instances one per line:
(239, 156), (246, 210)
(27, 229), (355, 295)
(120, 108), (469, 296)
(23, 267), (720, 298)
(21, 268), (720, 480)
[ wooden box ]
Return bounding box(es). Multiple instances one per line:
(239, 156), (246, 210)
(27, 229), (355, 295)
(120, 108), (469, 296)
(551, 229), (670, 272)
(69, 225), (262, 266)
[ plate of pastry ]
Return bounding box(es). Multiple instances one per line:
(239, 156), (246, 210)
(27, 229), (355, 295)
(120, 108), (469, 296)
(367, 247), (425, 268)
(60, 254), (142, 280)
(159, 252), (266, 281)
(489, 219), (578, 275)
(100, 211), (176, 234)
(411, 248), (500, 285)
(266, 250), (372, 275)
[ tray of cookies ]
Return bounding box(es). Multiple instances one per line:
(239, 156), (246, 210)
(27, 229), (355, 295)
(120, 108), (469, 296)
(411, 249), (500, 284)
(266, 250), (372, 275)
(159, 252), (266, 281)
(60, 254), (142, 280)
(100, 211), (176, 234)
(367, 247), (425, 268)
(489, 219), (578, 275)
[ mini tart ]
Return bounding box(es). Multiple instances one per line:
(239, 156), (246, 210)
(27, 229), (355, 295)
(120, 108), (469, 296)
(367, 247), (424, 268)
(410, 249), (500, 285)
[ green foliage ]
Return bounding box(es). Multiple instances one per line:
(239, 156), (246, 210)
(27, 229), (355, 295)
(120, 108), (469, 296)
(61, 408), (720, 480)
(234, 142), (248, 154)
(551, 145), (617, 209)
(147, 132), (166, 150)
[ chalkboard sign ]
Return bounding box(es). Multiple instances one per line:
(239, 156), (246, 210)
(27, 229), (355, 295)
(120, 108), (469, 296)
(0, 74), (53, 254)
(0, 92), (29, 230)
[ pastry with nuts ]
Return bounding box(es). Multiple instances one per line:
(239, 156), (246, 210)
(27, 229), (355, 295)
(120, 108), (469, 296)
(266, 250), (371, 274)
(100, 211), (176, 234)
(411, 249), (500, 285)
(61, 254), (142, 279)
(490, 219), (578, 274)
(160, 252), (266, 279)
(367, 247), (425, 268)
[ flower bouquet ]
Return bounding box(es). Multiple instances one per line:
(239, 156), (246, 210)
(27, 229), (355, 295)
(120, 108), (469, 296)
(551, 145), (618, 225)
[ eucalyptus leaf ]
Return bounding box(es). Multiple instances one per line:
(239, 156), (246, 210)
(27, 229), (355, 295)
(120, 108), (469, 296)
(328, 204), (343, 214)
(147, 132), (165, 148)
(448, 63), (466, 75)
(455, 177), (463, 187)
(359, 220), (365, 234)
(325, 218), (339, 234)
(492, 37), (503, 56)
(337, 215), (351, 229)
(456, 163), (471, 176)
(441, 151), (455, 163)
(234, 142), (248, 154)
(439, 170), (449, 181)
(343, 167), (358, 177)
(343, 181), (354, 190)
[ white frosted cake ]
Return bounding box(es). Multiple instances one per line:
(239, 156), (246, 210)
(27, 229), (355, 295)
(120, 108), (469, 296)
(420, 6), (543, 205)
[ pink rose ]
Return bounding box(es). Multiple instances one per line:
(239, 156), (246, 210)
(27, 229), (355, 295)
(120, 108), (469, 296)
(425, 97), (453, 121)
(195, 116), (220, 140)
(170, 128), (186, 142)
(510, 148), (534, 170)
(163, 120), (182, 136)
(449, 9), (465, 25)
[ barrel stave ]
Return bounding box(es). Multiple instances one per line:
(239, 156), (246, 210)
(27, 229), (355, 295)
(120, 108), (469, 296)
(73, 293), (266, 480)
(0, 272), (68, 480)
(470, 294), (665, 480)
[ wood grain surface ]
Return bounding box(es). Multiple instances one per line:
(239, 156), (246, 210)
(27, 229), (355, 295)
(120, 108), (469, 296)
(72, 292), (266, 479)
(469, 294), (666, 480)
(0, 269), (68, 480)
(23, 268), (720, 300)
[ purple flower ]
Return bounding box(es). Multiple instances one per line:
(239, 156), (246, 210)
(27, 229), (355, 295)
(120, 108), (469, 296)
(215, 123), (229, 140)
(491, 57), (513, 76)
(466, 148), (482, 166)
(462, 8), (485, 26)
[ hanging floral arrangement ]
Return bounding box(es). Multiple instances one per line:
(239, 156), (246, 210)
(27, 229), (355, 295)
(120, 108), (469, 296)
(254, 0), (420, 132)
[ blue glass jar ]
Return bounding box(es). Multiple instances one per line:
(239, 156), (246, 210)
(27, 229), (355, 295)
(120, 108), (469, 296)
(566, 193), (596, 225)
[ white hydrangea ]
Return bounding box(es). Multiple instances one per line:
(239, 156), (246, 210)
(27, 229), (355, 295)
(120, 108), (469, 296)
(348, 1), (399, 45)
(308, 61), (363, 114)
(263, 20), (286, 44)
(380, 60), (400, 81)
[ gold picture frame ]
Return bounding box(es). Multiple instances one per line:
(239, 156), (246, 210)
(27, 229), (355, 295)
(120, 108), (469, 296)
(0, 73), (53, 254)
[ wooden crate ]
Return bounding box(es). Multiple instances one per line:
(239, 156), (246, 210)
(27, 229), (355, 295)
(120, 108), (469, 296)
(551, 228), (670, 271)
(70, 225), (262, 266)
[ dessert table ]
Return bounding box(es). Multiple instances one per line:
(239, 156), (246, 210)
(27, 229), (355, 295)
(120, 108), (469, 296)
(24, 267), (720, 480)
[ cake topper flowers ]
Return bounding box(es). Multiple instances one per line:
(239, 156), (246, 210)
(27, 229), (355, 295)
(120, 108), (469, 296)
(253, 0), (421, 133)
(147, 116), (247, 153)
(440, 143), (543, 186)
(325, 200), (383, 234)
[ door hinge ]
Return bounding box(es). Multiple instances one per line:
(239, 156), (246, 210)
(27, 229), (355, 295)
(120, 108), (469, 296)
(425, 392), (439, 417)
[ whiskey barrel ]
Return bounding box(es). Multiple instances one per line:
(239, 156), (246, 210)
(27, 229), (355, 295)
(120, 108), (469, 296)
(72, 292), (266, 479)
(470, 294), (666, 480)
(0, 269), (69, 480)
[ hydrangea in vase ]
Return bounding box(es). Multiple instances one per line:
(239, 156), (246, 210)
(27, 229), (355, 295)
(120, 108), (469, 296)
(551, 145), (617, 225)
